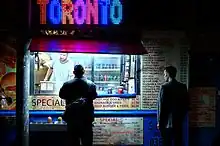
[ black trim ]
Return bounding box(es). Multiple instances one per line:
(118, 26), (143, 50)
(136, 55), (141, 95)
(120, 55), (124, 83)
(29, 53), (35, 95)
(91, 57), (94, 82)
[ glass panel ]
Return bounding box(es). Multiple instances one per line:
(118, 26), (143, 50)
(68, 53), (92, 80)
(30, 53), (141, 110)
(33, 52), (92, 95)
(93, 54), (121, 95)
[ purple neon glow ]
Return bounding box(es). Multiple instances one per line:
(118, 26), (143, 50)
(29, 38), (147, 54)
(86, 0), (98, 24)
(74, 0), (86, 24)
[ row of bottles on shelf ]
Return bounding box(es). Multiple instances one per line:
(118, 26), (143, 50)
(95, 64), (119, 69)
(94, 74), (120, 81)
(86, 76), (92, 80)
(72, 63), (120, 70)
(97, 85), (125, 94)
(73, 62), (92, 69)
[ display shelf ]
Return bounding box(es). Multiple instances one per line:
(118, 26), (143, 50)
(97, 93), (136, 98)
(29, 110), (157, 132)
(32, 93), (135, 98)
(95, 81), (119, 84)
(94, 69), (120, 71)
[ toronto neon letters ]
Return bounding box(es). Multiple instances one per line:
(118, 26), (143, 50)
(37, 0), (123, 25)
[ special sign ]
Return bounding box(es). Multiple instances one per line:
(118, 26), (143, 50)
(37, 0), (123, 25)
(29, 96), (66, 110)
(29, 96), (140, 110)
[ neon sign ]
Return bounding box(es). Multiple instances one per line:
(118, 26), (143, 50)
(37, 0), (123, 25)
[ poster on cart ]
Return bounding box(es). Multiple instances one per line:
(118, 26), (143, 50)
(189, 87), (216, 127)
(93, 117), (143, 145)
(0, 43), (16, 110)
(93, 96), (140, 110)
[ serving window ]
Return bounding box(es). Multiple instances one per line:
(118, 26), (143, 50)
(29, 52), (141, 98)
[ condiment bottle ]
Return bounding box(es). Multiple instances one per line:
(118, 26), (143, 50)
(58, 117), (62, 124)
(48, 116), (53, 124)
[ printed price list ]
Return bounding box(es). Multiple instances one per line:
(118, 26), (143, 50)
(141, 47), (166, 109)
(93, 117), (143, 145)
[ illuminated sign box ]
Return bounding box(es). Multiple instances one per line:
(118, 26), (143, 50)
(37, 0), (123, 25)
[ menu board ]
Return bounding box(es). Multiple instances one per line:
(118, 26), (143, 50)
(94, 96), (140, 110)
(93, 117), (143, 145)
(0, 42), (16, 110)
(141, 39), (182, 109)
(141, 47), (165, 109)
(189, 87), (216, 127)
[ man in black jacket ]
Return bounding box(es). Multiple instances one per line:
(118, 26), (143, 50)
(157, 66), (189, 146)
(59, 64), (97, 146)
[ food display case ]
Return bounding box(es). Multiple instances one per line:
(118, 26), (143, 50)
(26, 38), (189, 146)
(27, 0), (149, 145)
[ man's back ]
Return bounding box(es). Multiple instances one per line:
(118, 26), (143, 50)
(59, 65), (96, 146)
(64, 78), (95, 101)
(158, 66), (188, 146)
(158, 79), (188, 128)
(59, 77), (97, 121)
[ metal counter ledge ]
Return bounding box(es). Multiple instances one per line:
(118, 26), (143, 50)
(0, 110), (157, 116)
(0, 110), (157, 132)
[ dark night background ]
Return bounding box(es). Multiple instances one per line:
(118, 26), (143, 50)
(1, 0), (220, 146)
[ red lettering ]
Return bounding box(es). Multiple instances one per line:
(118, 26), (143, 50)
(37, 0), (49, 24)
(62, 0), (74, 24)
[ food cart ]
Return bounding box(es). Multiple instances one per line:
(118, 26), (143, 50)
(27, 0), (151, 145)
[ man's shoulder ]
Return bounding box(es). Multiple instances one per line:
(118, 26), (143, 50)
(161, 82), (169, 88)
(176, 81), (187, 88)
(62, 80), (72, 87)
(65, 78), (95, 86)
(65, 78), (77, 84)
(161, 81), (186, 89)
(85, 79), (96, 87)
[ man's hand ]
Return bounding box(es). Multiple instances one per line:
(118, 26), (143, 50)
(157, 123), (160, 129)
